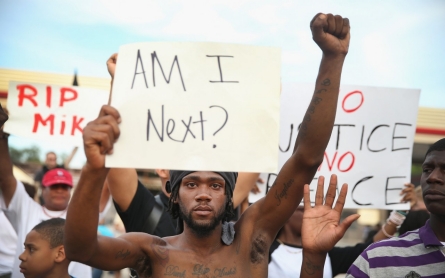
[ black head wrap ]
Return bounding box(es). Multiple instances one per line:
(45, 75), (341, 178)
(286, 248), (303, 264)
(166, 170), (238, 193)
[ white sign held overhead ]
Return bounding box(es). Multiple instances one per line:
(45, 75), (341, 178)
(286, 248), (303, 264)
(106, 42), (281, 173)
(249, 83), (420, 210)
(4, 82), (109, 145)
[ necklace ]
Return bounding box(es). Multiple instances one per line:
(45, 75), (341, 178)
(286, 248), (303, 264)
(276, 239), (303, 254)
(42, 206), (67, 218)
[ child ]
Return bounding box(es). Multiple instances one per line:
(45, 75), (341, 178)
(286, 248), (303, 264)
(19, 218), (73, 278)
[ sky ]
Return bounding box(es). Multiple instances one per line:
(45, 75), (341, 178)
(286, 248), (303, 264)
(1, 0), (444, 168)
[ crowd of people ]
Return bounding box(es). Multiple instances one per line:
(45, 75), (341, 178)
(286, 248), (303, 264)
(0, 12), (444, 278)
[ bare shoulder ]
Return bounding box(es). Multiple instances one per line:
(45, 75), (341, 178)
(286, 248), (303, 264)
(115, 233), (171, 277)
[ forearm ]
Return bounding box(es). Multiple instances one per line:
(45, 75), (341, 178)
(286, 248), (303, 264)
(374, 220), (397, 242)
(301, 251), (327, 278)
(0, 135), (17, 206)
(232, 172), (260, 208)
(65, 164), (108, 261)
(294, 54), (345, 165)
(107, 168), (138, 211)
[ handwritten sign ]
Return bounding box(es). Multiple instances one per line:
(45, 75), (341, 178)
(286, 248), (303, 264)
(4, 82), (109, 145)
(249, 83), (420, 210)
(106, 42), (281, 172)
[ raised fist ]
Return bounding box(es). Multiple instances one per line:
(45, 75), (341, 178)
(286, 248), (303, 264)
(310, 13), (350, 57)
(83, 105), (121, 169)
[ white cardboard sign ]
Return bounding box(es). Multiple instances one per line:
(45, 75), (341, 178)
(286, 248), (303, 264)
(4, 81), (109, 145)
(106, 42), (281, 172)
(249, 83), (420, 210)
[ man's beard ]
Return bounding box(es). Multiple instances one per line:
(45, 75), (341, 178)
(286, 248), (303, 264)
(179, 201), (226, 238)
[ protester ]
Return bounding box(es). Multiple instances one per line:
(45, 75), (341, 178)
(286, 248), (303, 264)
(268, 180), (416, 277)
(34, 150), (78, 186)
(0, 108), (92, 277)
(34, 148), (78, 205)
(19, 218), (72, 278)
(107, 168), (260, 277)
(108, 168), (260, 234)
(346, 138), (445, 277)
(64, 12), (351, 278)
(0, 104), (15, 278)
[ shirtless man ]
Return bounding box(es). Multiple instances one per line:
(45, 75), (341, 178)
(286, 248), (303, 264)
(65, 12), (352, 278)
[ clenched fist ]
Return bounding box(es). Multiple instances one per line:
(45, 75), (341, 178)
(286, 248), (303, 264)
(83, 105), (121, 169)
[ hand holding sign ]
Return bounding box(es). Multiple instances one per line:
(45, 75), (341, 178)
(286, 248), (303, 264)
(83, 105), (121, 170)
(311, 13), (350, 57)
(107, 53), (118, 79)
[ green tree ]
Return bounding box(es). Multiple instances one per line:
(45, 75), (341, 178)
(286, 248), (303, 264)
(9, 145), (41, 164)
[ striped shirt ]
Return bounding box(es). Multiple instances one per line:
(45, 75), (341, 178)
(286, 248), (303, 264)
(346, 220), (445, 278)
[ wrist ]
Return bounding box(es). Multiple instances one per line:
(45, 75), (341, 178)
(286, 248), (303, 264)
(83, 163), (109, 175)
(321, 53), (347, 62)
(302, 249), (328, 258)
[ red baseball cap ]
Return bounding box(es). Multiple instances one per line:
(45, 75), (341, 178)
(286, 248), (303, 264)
(42, 168), (73, 187)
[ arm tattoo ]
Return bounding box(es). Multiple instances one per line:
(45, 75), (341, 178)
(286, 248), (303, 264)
(298, 88), (325, 138)
(275, 179), (295, 206)
(115, 249), (131, 260)
(303, 257), (323, 275)
(321, 78), (331, 86)
(151, 238), (169, 267)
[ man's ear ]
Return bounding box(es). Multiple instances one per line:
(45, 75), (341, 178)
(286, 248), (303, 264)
(155, 169), (169, 179)
(54, 245), (66, 263)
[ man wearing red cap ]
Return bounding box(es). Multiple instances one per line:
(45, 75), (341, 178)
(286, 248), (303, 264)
(0, 110), (92, 278)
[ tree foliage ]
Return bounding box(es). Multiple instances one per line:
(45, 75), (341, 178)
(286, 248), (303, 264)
(9, 145), (41, 164)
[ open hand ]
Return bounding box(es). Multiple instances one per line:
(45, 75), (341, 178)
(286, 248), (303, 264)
(83, 105), (121, 169)
(310, 13), (350, 57)
(301, 175), (359, 254)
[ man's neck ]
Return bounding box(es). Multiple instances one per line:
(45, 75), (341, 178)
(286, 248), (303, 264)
(179, 224), (225, 255)
(429, 214), (445, 242)
(277, 226), (302, 246)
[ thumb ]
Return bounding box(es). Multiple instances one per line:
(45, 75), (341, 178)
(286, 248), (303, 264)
(310, 13), (327, 43)
(337, 214), (360, 236)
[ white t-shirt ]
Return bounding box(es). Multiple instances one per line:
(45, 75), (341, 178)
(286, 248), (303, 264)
(268, 243), (333, 278)
(0, 210), (17, 275)
(0, 180), (92, 278)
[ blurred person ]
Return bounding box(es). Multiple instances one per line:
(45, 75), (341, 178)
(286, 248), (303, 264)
(64, 12), (351, 278)
(347, 138), (445, 277)
(34, 149), (78, 185)
(34, 148), (77, 206)
(18, 218), (72, 278)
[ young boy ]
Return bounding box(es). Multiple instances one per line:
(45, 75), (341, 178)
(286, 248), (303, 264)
(19, 218), (73, 278)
